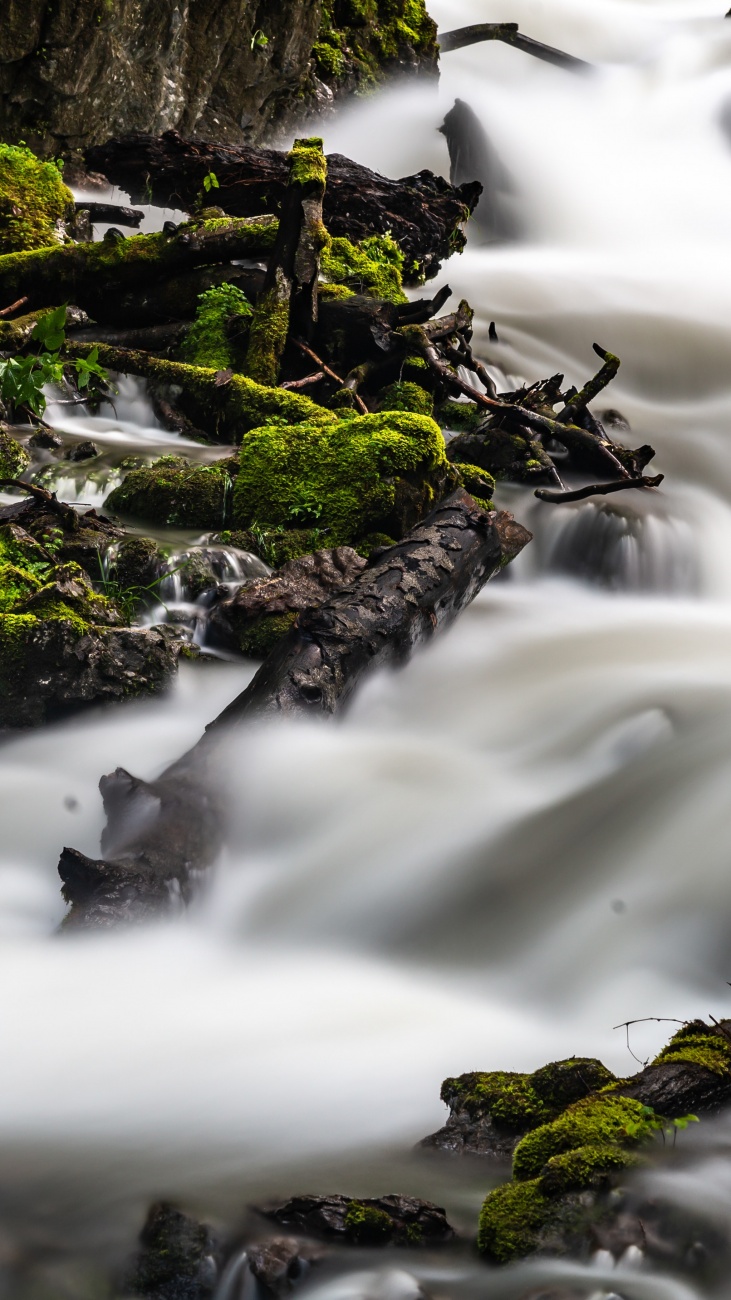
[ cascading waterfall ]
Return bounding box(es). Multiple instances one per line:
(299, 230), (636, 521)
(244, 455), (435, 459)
(3, 0), (731, 1292)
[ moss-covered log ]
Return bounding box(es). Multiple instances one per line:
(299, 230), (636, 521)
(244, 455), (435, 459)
(57, 490), (531, 927)
(85, 131), (482, 284)
(0, 215), (277, 320)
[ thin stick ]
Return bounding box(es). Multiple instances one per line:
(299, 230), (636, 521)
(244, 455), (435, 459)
(613, 1017), (689, 1069)
(535, 474), (664, 504)
(280, 371), (325, 390)
(292, 338), (368, 414)
(0, 296), (28, 319)
(438, 22), (591, 72)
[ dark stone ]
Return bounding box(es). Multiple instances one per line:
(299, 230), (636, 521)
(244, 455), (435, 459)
(256, 1194), (455, 1247)
(208, 546), (367, 658)
(247, 1238), (324, 1296)
(126, 1202), (218, 1300)
(66, 439), (99, 461)
(28, 428), (63, 449)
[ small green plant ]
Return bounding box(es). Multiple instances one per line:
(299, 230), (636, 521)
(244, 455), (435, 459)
(0, 306), (109, 420)
(95, 551), (185, 622)
(251, 29), (269, 50)
(202, 171), (220, 193)
(287, 485), (324, 524)
(624, 1105), (699, 1146)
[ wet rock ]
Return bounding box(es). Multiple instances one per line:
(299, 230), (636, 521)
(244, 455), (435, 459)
(257, 1195), (454, 1247)
(65, 440), (99, 462)
(111, 535), (163, 593)
(247, 1237), (324, 1296)
(28, 427), (63, 450)
(0, 495), (125, 580)
(208, 545), (367, 658)
(126, 1202), (218, 1300)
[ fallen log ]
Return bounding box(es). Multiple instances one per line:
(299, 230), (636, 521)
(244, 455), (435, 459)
(0, 215), (277, 321)
(84, 131), (482, 284)
(58, 490), (531, 927)
(73, 201), (144, 228)
(438, 22), (591, 72)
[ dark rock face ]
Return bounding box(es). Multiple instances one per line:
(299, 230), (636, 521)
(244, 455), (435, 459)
(247, 1238), (324, 1296)
(208, 545), (367, 658)
(127, 1202), (218, 1300)
(257, 1194), (454, 1247)
(0, 0), (437, 158)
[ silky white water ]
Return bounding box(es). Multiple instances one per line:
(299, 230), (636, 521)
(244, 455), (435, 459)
(4, 0), (731, 1288)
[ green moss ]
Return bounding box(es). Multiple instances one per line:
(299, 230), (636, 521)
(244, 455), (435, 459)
(539, 1143), (638, 1197)
(651, 1025), (731, 1077)
(179, 281), (252, 372)
(238, 611), (298, 658)
(512, 1094), (654, 1182)
(321, 233), (406, 304)
(289, 137), (327, 188)
(318, 283), (356, 302)
(244, 281), (292, 387)
(379, 380), (433, 416)
(314, 0), (437, 91)
(0, 428), (30, 478)
(105, 455), (234, 529)
(442, 1059), (616, 1134)
(344, 1202), (394, 1245)
(478, 1180), (552, 1263)
(0, 560), (41, 610)
(436, 399), (483, 434)
(67, 347), (335, 443)
(234, 411), (450, 546)
(0, 144), (74, 254)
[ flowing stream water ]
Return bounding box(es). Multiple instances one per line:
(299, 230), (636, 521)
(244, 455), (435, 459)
(4, 0), (731, 1295)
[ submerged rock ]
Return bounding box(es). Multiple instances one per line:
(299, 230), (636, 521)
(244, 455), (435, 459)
(208, 545), (366, 658)
(65, 439), (99, 462)
(258, 1194), (454, 1247)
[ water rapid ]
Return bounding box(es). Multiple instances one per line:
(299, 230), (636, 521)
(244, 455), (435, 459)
(4, 0), (731, 1292)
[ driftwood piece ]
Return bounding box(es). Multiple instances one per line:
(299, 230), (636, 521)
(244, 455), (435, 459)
(535, 474), (664, 504)
(0, 215), (277, 320)
(67, 321), (188, 353)
(58, 491), (531, 927)
(73, 201), (144, 227)
(438, 22), (591, 72)
(84, 131), (482, 284)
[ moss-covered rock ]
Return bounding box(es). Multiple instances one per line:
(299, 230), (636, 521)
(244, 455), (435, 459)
(0, 425), (30, 478)
(233, 411), (454, 546)
(314, 0), (438, 95)
(0, 144), (74, 254)
(0, 523), (181, 727)
(217, 526), (329, 568)
(105, 455), (235, 529)
(512, 1093), (654, 1182)
(321, 233), (406, 303)
(651, 1023), (731, 1077)
(452, 462), (496, 510)
(378, 380), (433, 416)
(179, 281), (252, 372)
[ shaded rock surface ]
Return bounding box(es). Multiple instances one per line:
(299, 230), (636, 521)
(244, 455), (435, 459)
(258, 1194), (454, 1247)
(208, 545), (367, 658)
(247, 1237), (325, 1296)
(126, 1201), (218, 1300)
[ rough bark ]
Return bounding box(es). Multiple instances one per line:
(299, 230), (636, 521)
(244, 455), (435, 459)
(0, 216), (277, 320)
(57, 491), (531, 927)
(85, 132), (482, 283)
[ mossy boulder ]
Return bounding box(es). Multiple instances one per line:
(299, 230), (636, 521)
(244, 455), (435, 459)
(379, 380), (433, 417)
(126, 1202), (218, 1300)
(0, 144), (74, 254)
(0, 425), (30, 478)
(105, 456), (235, 529)
(511, 1093), (654, 1182)
(0, 523), (181, 727)
(651, 1022), (731, 1077)
(314, 0), (438, 94)
(233, 411), (454, 546)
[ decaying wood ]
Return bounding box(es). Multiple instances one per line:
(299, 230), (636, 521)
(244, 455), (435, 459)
(73, 201), (144, 228)
(84, 131), (482, 284)
(438, 22), (591, 72)
(57, 491), (531, 928)
(536, 474), (664, 504)
(0, 215), (277, 320)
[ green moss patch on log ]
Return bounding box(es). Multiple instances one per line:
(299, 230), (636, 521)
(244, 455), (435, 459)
(179, 281), (253, 372)
(321, 233), (406, 303)
(233, 411), (454, 546)
(105, 455), (235, 529)
(0, 144), (74, 254)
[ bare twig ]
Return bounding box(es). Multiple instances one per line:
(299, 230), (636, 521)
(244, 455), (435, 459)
(280, 371), (325, 390)
(0, 296), (28, 319)
(535, 474), (664, 504)
(438, 22), (591, 73)
(292, 338), (368, 414)
(613, 1017), (689, 1069)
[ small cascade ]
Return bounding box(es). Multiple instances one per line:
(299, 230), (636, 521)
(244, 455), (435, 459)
(143, 541), (270, 648)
